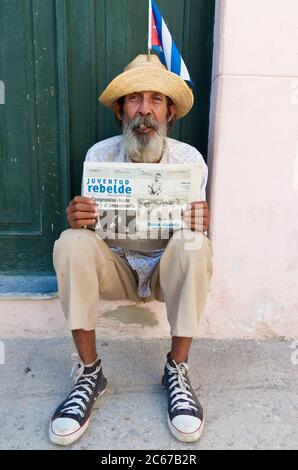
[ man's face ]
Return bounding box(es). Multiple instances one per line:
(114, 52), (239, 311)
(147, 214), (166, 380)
(123, 91), (174, 136)
(114, 91), (176, 163)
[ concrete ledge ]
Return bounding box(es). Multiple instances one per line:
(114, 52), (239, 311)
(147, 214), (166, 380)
(0, 298), (170, 339)
(0, 275), (58, 300)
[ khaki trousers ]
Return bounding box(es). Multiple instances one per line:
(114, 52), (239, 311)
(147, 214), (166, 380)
(53, 229), (213, 337)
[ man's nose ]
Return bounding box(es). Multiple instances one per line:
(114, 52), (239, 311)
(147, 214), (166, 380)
(138, 97), (152, 115)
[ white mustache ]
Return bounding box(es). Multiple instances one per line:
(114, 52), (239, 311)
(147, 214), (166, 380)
(130, 115), (159, 131)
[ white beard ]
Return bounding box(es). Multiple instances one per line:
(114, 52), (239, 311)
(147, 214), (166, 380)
(122, 117), (167, 163)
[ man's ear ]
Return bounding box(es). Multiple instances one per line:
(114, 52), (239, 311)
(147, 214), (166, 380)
(113, 101), (123, 122)
(167, 103), (177, 125)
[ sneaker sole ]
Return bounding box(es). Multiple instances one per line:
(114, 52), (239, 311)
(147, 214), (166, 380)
(49, 384), (107, 446)
(167, 414), (205, 443)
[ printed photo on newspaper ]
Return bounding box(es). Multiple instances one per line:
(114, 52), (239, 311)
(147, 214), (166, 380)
(83, 162), (202, 241)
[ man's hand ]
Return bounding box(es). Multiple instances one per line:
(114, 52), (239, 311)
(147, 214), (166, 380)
(66, 196), (97, 229)
(183, 201), (210, 232)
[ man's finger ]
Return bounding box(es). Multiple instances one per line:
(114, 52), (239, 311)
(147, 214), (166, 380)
(184, 215), (207, 223)
(184, 219), (204, 230)
(70, 196), (96, 206)
(68, 219), (95, 228)
(184, 217), (209, 231)
(183, 208), (205, 218)
(68, 212), (97, 222)
(187, 201), (208, 210)
(184, 217), (209, 225)
(69, 203), (98, 214)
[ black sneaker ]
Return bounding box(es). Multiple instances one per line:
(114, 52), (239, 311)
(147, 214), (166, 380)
(49, 353), (107, 446)
(162, 355), (204, 442)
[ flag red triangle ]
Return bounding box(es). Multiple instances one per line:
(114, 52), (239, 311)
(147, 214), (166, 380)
(151, 12), (161, 47)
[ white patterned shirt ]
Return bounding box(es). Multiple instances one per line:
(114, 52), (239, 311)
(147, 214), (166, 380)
(83, 135), (208, 297)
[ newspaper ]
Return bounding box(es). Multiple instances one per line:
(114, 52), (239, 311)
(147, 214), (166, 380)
(83, 162), (202, 244)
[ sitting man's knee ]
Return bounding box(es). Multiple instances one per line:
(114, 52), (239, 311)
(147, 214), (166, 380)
(54, 228), (95, 256)
(60, 228), (93, 242)
(170, 229), (209, 253)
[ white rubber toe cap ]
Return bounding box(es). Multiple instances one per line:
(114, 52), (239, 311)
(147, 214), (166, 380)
(172, 415), (202, 434)
(49, 417), (90, 446)
(51, 417), (80, 436)
(168, 414), (204, 443)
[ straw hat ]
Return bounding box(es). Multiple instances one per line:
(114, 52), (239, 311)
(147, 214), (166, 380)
(98, 54), (194, 119)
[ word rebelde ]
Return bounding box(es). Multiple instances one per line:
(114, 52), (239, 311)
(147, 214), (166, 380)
(86, 177), (132, 195)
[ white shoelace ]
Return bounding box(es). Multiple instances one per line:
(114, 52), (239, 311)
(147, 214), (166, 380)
(59, 353), (101, 418)
(166, 361), (198, 413)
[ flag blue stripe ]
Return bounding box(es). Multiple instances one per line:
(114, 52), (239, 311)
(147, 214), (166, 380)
(159, 50), (166, 66)
(171, 41), (182, 76)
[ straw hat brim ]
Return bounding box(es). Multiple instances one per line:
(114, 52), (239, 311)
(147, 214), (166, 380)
(98, 66), (194, 119)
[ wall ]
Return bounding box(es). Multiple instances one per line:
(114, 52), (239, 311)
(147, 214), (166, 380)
(204, 0), (298, 338)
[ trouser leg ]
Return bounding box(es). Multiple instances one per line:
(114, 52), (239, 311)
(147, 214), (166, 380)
(159, 230), (213, 337)
(53, 229), (139, 331)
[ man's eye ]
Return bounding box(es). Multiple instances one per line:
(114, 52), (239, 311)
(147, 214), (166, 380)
(129, 95), (139, 101)
(153, 95), (162, 102)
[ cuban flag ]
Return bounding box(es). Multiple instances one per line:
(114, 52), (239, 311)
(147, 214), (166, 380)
(148, 0), (193, 85)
